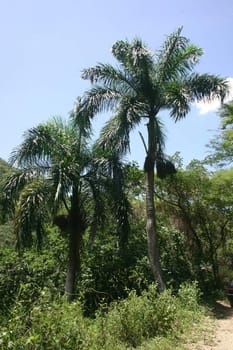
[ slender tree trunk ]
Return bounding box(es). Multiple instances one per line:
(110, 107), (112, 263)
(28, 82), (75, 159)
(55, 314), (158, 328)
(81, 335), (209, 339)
(65, 225), (82, 302)
(65, 187), (84, 302)
(144, 117), (166, 292)
(145, 167), (166, 292)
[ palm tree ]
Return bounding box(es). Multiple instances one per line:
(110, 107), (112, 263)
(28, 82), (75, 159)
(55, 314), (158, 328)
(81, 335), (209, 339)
(80, 27), (229, 291)
(4, 100), (131, 300)
(4, 104), (103, 301)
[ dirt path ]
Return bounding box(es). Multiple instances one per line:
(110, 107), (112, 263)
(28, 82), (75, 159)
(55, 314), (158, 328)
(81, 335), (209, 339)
(189, 301), (233, 350)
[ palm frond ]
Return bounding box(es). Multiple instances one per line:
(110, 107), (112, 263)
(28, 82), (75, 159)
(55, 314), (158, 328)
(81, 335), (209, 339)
(97, 115), (129, 155)
(4, 168), (36, 199)
(153, 117), (166, 154)
(97, 96), (144, 156)
(112, 38), (154, 73)
(156, 27), (203, 82)
(51, 164), (71, 203)
(83, 170), (107, 241)
(91, 150), (131, 246)
(10, 117), (83, 168)
(15, 178), (51, 248)
(82, 64), (135, 93)
(70, 96), (92, 139)
(82, 87), (122, 117)
(9, 123), (57, 167)
(186, 73), (229, 103)
(111, 39), (156, 100)
(164, 81), (191, 121)
(107, 154), (131, 246)
(50, 160), (82, 210)
(97, 111), (133, 156)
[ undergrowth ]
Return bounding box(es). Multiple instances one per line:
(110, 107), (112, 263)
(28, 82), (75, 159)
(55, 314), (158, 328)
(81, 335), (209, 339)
(0, 282), (203, 349)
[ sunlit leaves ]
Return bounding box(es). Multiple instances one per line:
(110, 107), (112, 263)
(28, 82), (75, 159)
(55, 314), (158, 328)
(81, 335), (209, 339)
(156, 27), (203, 82)
(206, 100), (233, 166)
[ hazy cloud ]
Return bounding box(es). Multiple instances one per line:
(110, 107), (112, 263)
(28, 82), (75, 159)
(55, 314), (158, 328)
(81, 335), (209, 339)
(195, 77), (233, 115)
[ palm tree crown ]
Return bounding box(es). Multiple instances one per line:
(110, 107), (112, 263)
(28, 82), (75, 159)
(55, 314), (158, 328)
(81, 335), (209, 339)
(81, 28), (228, 158)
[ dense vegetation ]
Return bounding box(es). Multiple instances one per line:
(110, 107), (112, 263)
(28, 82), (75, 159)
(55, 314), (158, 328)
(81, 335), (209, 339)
(0, 29), (232, 349)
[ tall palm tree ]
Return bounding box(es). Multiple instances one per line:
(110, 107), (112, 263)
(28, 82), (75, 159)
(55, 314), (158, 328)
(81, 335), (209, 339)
(80, 28), (229, 291)
(4, 105), (103, 301)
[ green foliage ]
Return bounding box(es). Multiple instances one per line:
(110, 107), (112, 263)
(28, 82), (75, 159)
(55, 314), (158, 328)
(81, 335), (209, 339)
(79, 224), (153, 315)
(0, 221), (14, 247)
(0, 158), (12, 224)
(206, 100), (233, 166)
(159, 225), (195, 288)
(0, 158), (11, 174)
(177, 281), (201, 311)
(156, 158), (233, 291)
(0, 282), (203, 350)
(0, 294), (92, 350)
(0, 227), (66, 320)
(101, 286), (176, 347)
(123, 161), (145, 198)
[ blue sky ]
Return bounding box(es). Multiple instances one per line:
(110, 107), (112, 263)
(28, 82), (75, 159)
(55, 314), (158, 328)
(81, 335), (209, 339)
(0, 0), (233, 167)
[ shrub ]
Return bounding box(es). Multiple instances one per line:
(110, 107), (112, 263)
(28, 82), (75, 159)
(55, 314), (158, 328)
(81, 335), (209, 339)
(100, 285), (175, 347)
(178, 281), (201, 312)
(79, 230), (153, 316)
(0, 227), (66, 320)
(0, 282), (203, 350)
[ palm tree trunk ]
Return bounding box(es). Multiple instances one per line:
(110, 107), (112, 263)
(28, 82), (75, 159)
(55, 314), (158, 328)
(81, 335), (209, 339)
(65, 226), (82, 302)
(65, 188), (83, 302)
(145, 117), (166, 292)
(145, 167), (166, 292)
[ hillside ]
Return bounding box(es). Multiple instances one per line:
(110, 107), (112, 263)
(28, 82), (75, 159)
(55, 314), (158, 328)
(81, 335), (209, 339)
(0, 157), (14, 245)
(0, 158), (11, 177)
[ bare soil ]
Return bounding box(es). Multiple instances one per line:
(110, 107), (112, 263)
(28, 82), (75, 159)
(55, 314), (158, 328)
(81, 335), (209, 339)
(189, 301), (233, 350)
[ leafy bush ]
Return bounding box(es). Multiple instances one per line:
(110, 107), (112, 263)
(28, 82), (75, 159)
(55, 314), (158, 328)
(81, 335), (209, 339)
(0, 293), (91, 350)
(79, 230), (153, 315)
(0, 282), (203, 350)
(0, 226), (66, 320)
(100, 285), (177, 347)
(178, 281), (201, 311)
(0, 221), (14, 247)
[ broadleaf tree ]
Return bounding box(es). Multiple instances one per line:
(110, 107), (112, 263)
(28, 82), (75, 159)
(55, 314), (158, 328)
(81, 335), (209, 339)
(206, 100), (233, 167)
(156, 161), (233, 288)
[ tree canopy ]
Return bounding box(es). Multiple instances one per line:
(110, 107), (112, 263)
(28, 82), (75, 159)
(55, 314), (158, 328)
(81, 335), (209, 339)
(206, 100), (233, 167)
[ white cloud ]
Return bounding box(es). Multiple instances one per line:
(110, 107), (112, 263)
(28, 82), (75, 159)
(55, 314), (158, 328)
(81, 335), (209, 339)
(195, 77), (233, 115)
